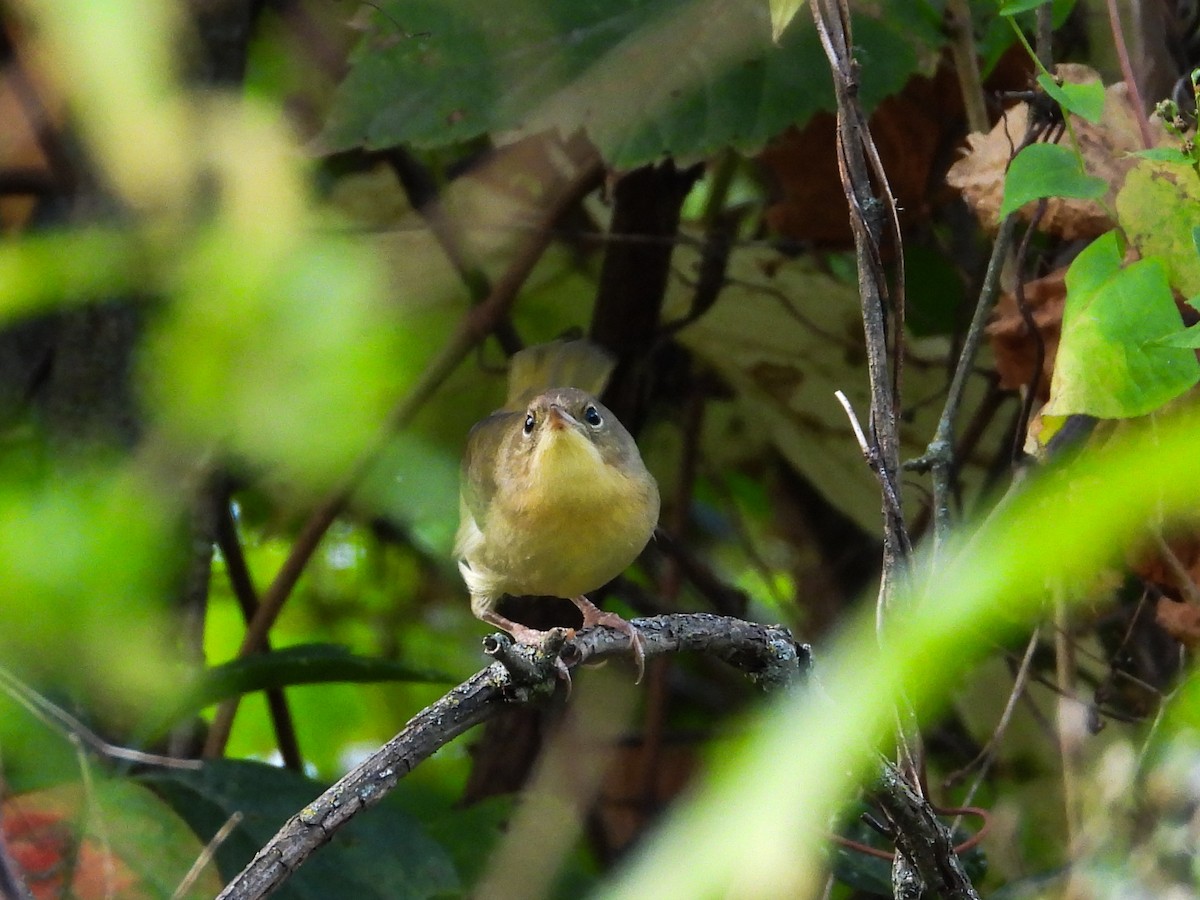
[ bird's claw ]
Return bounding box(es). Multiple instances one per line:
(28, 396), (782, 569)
(575, 597), (646, 683)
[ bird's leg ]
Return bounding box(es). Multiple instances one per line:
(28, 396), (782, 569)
(570, 596), (646, 683)
(479, 610), (565, 646)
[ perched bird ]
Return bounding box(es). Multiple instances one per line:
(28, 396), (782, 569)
(455, 340), (659, 676)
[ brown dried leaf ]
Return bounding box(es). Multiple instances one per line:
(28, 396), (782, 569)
(986, 267), (1066, 398)
(1155, 597), (1200, 648)
(947, 66), (1167, 239)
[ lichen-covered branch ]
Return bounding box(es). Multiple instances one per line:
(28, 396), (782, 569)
(215, 614), (810, 900)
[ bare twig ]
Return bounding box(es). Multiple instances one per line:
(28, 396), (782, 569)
(1105, 0), (1155, 148)
(172, 812), (243, 900)
(214, 498), (304, 771)
(944, 0), (989, 134)
(214, 614), (809, 900)
(0, 666), (201, 770)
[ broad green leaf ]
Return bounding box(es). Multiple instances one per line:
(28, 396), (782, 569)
(999, 142), (1106, 217)
(321, 0), (943, 169)
(1116, 158), (1200, 298)
(143, 760), (459, 900)
(1037, 72), (1104, 123)
(769, 0), (807, 42)
(1044, 231), (1200, 417)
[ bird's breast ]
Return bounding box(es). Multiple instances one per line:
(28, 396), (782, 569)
(480, 428), (658, 598)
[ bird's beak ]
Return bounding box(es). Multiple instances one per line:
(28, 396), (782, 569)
(547, 404), (577, 431)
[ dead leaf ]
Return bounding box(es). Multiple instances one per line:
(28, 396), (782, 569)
(986, 267), (1066, 398)
(1155, 596), (1200, 648)
(947, 66), (1168, 239)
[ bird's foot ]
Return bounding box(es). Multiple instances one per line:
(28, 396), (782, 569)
(481, 615), (574, 690)
(572, 596), (646, 683)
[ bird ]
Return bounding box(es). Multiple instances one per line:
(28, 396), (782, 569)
(454, 339), (659, 678)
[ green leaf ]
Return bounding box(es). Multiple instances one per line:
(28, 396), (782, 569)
(1044, 231), (1200, 418)
(769, 0), (808, 42)
(999, 0), (1053, 14)
(144, 644), (452, 737)
(142, 760), (459, 900)
(1117, 158), (1200, 297)
(321, 0), (943, 169)
(1133, 147), (1193, 164)
(999, 142), (1106, 217)
(1036, 72), (1104, 123)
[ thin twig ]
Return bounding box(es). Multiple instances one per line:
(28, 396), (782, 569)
(944, 0), (989, 134)
(214, 499), (304, 771)
(0, 666), (201, 770)
(946, 629), (1040, 806)
(1105, 0), (1155, 148)
(172, 812), (243, 900)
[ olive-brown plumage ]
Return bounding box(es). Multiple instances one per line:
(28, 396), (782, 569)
(455, 341), (659, 674)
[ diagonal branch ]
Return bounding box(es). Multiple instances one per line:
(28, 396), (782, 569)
(214, 614), (810, 900)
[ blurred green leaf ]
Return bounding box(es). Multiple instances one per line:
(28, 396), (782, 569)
(143, 226), (404, 490)
(1045, 231), (1199, 417)
(143, 759), (459, 900)
(769, 0), (807, 42)
(999, 142), (1106, 217)
(0, 229), (144, 319)
(999, 0), (1052, 14)
(322, 0), (943, 168)
(0, 463), (178, 717)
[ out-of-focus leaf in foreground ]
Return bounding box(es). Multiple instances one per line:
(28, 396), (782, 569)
(140, 104), (406, 491)
(607, 409), (1200, 898)
(0, 461), (178, 719)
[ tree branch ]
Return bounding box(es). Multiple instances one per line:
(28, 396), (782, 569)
(214, 614), (810, 900)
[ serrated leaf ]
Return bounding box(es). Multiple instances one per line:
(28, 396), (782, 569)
(1000, 142), (1107, 217)
(142, 760), (458, 900)
(1045, 232), (1200, 418)
(1037, 72), (1105, 123)
(321, 0), (943, 169)
(1116, 158), (1200, 297)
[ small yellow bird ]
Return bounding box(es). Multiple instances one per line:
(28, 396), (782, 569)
(455, 340), (659, 674)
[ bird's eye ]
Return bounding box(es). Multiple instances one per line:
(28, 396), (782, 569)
(523, 413), (535, 434)
(584, 405), (602, 427)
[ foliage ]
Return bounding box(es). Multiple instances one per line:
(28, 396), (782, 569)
(4, 0), (1200, 898)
